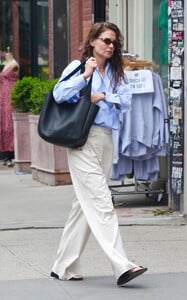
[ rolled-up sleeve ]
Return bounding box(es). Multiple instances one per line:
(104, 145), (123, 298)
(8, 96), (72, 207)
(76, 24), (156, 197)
(105, 83), (132, 113)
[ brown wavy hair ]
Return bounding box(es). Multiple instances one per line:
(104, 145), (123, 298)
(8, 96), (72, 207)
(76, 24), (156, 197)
(81, 22), (125, 89)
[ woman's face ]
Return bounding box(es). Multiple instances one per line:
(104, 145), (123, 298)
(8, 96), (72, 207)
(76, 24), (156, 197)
(90, 29), (117, 60)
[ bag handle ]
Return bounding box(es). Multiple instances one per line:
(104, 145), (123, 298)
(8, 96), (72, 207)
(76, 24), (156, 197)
(59, 58), (93, 99)
(59, 58), (88, 83)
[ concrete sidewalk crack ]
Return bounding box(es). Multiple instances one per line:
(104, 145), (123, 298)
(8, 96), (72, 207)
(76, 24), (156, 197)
(0, 242), (49, 278)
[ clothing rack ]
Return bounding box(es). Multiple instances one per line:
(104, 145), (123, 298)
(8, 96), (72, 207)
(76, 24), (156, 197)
(108, 59), (167, 205)
(109, 178), (166, 205)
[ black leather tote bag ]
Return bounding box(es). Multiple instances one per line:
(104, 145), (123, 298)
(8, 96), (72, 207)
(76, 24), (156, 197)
(38, 60), (99, 148)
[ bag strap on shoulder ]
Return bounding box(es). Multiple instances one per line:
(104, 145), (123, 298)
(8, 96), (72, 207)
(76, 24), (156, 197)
(59, 59), (87, 83)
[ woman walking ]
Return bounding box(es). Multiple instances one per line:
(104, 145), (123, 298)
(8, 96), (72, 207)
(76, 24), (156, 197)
(50, 22), (147, 286)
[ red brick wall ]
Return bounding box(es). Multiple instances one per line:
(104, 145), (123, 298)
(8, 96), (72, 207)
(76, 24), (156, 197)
(48, 0), (93, 77)
(48, 0), (107, 76)
(69, 0), (92, 60)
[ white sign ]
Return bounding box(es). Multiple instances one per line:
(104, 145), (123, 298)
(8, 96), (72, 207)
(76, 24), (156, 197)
(124, 70), (154, 94)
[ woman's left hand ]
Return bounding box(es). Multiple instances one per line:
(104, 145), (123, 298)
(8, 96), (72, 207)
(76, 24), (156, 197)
(91, 92), (105, 103)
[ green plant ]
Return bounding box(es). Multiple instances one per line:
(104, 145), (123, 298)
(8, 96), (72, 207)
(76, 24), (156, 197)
(11, 76), (58, 114)
(29, 79), (58, 114)
(11, 76), (41, 112)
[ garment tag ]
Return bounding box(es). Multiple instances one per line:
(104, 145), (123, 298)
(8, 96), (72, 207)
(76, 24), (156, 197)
(124, 70), (154, 94)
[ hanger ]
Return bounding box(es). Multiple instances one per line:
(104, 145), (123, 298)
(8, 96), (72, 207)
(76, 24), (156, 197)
(123, 58), (157, 70)
(122, 53), (158, 70)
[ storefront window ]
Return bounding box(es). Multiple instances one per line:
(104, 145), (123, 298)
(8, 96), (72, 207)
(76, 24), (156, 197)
(36, 1), (49, 77)
(152, 0), (168, 89)
(143, 0), (168, 89)
(0, 1), (12, 71)
(0, 0), (48, 77)
(108, 0), (168, 88)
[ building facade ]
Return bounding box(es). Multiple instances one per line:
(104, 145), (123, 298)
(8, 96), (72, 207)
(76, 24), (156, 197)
(0, 0), (186, 215)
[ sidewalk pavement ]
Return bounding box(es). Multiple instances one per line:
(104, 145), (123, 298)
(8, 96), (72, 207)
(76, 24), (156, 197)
(0, 165), (187, 299)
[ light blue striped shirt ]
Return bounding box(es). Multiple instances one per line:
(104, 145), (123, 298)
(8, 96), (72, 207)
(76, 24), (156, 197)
(53, 60), (132, 130)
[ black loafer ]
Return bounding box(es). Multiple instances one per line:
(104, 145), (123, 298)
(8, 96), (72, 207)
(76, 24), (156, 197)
(50, 271), (59, 279)
(117, 266), (148, 286)
(50, 271), (83, 281)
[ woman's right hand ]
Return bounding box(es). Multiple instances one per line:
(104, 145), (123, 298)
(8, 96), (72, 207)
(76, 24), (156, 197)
(83, 57), (97, 79)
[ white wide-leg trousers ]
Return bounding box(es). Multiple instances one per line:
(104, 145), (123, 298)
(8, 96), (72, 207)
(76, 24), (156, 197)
(52, 126), (136, 280)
